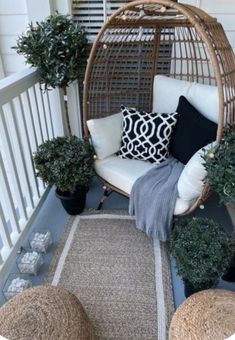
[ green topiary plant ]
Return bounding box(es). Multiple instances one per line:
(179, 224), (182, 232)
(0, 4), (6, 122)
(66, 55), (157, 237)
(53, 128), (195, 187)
(203, 124), (235, 204)
(170, 218), (232, 292)
(34, 136), (94, 193)
(14, 13), (88, 90)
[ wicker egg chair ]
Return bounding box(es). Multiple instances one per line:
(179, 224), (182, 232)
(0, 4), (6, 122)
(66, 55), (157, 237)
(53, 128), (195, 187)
(83, 0), (235, 214)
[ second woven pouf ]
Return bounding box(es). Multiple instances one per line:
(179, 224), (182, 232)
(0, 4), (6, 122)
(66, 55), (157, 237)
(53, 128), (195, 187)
(0, 285), (95, 340)
(169, 289), (235, 340)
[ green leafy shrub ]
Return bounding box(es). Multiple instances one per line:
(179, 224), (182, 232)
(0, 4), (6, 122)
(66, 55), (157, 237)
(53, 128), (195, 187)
(170, 218), (232, 290)
(14, 13), (88, 89)
(34, 136), (94, 193)
(203, 124), (235, 204)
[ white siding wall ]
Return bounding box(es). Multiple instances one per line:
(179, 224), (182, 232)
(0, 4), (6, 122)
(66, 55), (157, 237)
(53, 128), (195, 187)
(0, 1), (234, 76)
(180, 0), (235, 52)
(0, 0), (28, 77)
(0, 0), (56, 78)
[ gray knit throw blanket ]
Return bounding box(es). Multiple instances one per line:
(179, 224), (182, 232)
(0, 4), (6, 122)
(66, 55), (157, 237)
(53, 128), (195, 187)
(129, 156), (184, 241)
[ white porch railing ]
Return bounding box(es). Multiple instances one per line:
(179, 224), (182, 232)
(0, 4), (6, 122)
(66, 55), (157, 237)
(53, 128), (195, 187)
(0, 67), (68, 276)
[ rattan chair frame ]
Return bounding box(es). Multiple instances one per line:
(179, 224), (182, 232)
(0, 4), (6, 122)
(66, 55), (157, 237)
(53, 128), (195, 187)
(83, 0), (235, 214)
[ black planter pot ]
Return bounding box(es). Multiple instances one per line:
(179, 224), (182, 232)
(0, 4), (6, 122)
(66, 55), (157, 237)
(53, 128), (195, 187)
(55, 186), (87, 215)
(183, 279), (215, 298)
(184, 280), (201, 298)
(222, 252), (235, 282)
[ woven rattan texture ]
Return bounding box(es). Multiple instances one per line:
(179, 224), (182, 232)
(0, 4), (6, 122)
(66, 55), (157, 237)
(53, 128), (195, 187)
(0, 285), (95, 340)
(83, 0), (235, 214)
(169, 289), (235, 340)
(84, 0), (235, 135)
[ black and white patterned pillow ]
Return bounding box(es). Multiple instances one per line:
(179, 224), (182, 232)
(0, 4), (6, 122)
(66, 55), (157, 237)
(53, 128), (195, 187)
(118, 106), (178, 163)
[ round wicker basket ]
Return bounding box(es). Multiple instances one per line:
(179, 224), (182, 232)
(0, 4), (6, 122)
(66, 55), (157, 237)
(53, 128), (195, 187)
(169, 289), (235, 340)
(0, 285), (95, 340)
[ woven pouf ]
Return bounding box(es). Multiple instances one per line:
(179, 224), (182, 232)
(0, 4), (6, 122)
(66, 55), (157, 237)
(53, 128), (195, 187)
(169, 289), (235, 340)
(0, 285), (95, 340)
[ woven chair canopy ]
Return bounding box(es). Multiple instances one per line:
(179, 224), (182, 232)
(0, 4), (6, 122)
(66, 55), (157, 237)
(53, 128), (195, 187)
(83, 0), (235, 213)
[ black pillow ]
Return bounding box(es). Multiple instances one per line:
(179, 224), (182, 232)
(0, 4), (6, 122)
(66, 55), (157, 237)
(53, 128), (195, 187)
(169, 96), (217, 164)
(118, 106), (179, 163)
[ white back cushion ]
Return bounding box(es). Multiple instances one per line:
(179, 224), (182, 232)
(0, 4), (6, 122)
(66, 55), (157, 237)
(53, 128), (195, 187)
(152, 75), (219, 123)
(87, 112), (122, 160)
(188, 82), (219, 123)
(152, 75), (191, 114)
(177, 142), (215, 201)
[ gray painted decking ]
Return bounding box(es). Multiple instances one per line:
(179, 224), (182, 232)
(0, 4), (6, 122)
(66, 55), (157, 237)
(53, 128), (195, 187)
(0, 176), (234, 307)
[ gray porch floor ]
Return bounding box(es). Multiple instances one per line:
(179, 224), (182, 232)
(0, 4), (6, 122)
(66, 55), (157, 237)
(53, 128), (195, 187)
(0, 177), (234, 308)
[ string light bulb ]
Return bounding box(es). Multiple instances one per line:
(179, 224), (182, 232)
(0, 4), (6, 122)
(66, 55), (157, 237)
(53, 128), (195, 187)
(160, 6), (166, 13)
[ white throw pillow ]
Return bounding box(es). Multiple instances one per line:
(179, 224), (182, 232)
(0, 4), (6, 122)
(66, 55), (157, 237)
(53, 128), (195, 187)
(87, 112), (122, 160)
(177, 142), (215, 201)
(152, 75), (219, 123)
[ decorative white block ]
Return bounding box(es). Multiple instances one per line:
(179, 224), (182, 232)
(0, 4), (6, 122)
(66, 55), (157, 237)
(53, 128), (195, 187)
(17, 251), (43, 276)
(29, 230), (52, 253)
(3, 274), (32, 301)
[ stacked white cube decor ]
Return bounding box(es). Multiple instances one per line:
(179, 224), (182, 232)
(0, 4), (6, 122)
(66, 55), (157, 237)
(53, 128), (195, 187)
(18, 251), (44, 276)
(3, 275), (32, 301)
(29, 231), (52, 253)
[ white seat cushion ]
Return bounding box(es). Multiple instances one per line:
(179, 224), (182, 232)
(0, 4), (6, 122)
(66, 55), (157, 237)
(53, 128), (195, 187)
(87, 112), (122, 160)
(95, 155), (154, 194)
(152, 75), (218, 123)
(95, 154), (192, 215)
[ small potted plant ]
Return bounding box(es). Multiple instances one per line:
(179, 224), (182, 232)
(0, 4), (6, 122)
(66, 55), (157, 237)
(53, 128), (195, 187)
(203, 125), (235, 281)
(170, 218), (232, 298)
(34, 136), (95, 215)
(14, 13), (88, 91)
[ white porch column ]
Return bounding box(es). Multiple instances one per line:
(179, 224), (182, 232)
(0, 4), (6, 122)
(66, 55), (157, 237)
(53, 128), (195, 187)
(52, 0), (72, 15)
(0, 56), (5, 79)
(26, 0), (53, 23)
(67, 81), (83, 138)
(52, 0), (83, 138)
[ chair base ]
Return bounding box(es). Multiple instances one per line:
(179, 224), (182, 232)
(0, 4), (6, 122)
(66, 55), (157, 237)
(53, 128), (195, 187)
(96, 186), (113, 210)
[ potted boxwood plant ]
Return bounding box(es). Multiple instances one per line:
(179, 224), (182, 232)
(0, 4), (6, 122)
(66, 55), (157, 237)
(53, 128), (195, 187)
(170, 218), (232, 298)
(203, 124), (235, 205)
(14, 13), (88, 91)
(34, 136), (95, 215)
(203, 124), (235, 281)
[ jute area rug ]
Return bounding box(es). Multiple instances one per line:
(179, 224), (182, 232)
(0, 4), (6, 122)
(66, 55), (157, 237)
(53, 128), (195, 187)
(47, 213), (174, 340)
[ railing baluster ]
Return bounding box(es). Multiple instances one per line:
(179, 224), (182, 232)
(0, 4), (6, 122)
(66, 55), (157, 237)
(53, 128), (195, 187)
(39, 89), (50, 140)
(18, 95), (40, 200)
(0, 152), (21, 234)
(25, 90), (39, 149)
(24, 90), (45, 194)
(0, 107), (27, 221)
(0, 253), (3, 266)
(9, 100), (34, 210)
(0, 67), (68, 275)
(0, 202), (13, 250)
(32, 85), (44, 144)
(46, 91), (55, 138)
